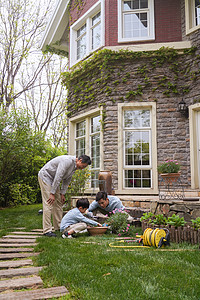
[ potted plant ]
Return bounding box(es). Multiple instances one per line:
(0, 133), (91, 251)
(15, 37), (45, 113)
(157, 159), (181, 184)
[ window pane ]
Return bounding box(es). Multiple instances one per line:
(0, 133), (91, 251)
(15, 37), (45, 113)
(76, 138), (85, 157)
(76, 121), (85, 137)
(92, 12), (101, 50)
(77, 24), (86, 38)
(92, 12), (101, 26)
(124, 110), (150, 128)
(91, 170), (99, 188)
(77, 35), (86, 60)
(124, 12), (148, 38)
(91, 115), (101, 133)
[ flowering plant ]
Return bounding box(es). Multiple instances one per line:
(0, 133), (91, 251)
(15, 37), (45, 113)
(107, 209), (130, 236)
(157, 160), (181, 174)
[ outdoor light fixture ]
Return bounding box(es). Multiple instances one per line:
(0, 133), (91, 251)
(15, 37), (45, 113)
(178, 98), (188, 118)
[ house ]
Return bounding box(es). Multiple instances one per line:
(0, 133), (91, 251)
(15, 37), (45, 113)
(41, 0), (200, 207)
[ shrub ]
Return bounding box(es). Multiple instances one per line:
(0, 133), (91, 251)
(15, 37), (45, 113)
(191, 217), (200, 230)
(8, 183), (37, 206)
(166, 214), (186, 227)
(140, 212), (154, 223)
(151, 214), (167, 226)
(107, 209), (130, 236)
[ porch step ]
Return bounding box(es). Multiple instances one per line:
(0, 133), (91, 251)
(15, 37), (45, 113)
(0, 259), (33, 269)
(0, 252), (39, 260)
(0, 243), (37, 247)
(0, 248), (34, 253)
(0, 266), (43, 278)
(0, 276), (43, 292)
(0, 286), (68, 300)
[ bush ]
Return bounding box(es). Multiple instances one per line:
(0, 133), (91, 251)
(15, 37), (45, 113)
(107, 209), (130, 236)
(191, 217), (200, 230)
(0, 109), (63, 207)
(166, 214), (186, 227)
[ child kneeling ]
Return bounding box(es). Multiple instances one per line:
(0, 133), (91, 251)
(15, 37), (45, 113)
(60, 198), (102, 238)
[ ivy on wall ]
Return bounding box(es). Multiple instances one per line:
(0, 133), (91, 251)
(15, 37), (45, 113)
(61, 46), (199, 117)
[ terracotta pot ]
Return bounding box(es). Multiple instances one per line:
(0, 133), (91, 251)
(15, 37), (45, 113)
(160, 172), (181, 185)
(98, 170), (112, 195)
(87, 226), (107, 236)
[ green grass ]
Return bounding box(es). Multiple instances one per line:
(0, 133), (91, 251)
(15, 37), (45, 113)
(1, 204), (200, 300)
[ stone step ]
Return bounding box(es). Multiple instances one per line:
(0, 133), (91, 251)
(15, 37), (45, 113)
(31, 229), (43, 232)
(0, 259), (33, 269)
(3, 235), (38, 239)
(0, 286), (68, 299)
(0, 266), (43, 278)
(0, 243), (37, 247)
(0, 248), (34, 253)
(0, 275), (43, 292)
(11, 232), (43, 235)
(0, 239), (36, 243)
(0, 252), (39, 260)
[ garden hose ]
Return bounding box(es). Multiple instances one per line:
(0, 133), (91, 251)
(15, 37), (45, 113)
(109, 228), (170, 249)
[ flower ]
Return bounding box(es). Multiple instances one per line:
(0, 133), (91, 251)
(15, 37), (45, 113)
(157, 159), (181, 174)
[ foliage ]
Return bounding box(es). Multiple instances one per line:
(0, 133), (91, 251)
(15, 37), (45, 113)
(166, 214), (186, 227)
(107, 209), (130, 236)
(65, 168), (90, 208)
(140, 212), (154, 222)
(150, 214), (167, 226)
(157, 159), (181, 174)
(191, 217), (200, 230)
(0, 109), (63, 207)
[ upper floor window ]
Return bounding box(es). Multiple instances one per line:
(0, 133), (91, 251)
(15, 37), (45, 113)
(185, 0), (200, 34)
(70, 1), (105, 67)
(118, 0), (155, 42)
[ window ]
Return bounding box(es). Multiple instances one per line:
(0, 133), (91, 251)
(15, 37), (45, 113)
(118, 0), (155, 42)
(185, 0), (200, 34)
(124, 109), (151, 188)
(69, 108), (103, 191)
(70, 1), (105, 67)
(76, 24), (86, 60)
(75, 120), (86, 157)
(118, 103), (158, 194)
(90, 115), (101, 188)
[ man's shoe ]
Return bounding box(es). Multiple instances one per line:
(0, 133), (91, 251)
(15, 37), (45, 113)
(43, 231), (56, 237)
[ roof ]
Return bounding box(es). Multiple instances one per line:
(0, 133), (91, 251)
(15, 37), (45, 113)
(40, 0), (70, 52)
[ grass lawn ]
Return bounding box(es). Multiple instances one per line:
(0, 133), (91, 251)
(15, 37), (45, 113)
(1, 204), (200, 300)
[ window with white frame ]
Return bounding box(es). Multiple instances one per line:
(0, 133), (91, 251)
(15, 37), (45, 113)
(73, 113), (101, 189)
(70, 1), (104, 67)
(123, 109), (152, 188)
(185, 0), (200, 34)
(75, 120), (86, 157)
(90, 115), (101, 188)
(118, 0), (155, 42)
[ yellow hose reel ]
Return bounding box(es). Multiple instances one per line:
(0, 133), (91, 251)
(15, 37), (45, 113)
(142, 227), (170, 248)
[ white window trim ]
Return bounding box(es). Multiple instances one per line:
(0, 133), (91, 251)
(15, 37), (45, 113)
(118, 0), (155, 43)
(189, 103), (200, 189)
(70, 0), (105, 67)
(185, 0), (200, 35)
(68, 107), (104, 193)
(117, 102), (158, 194)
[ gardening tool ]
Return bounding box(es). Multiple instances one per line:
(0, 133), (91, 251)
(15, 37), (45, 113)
(141, 227), (170, 248)
(109, 228), (170, 249)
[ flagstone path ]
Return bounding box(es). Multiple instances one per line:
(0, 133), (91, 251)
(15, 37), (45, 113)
(0, 229), (68, 299)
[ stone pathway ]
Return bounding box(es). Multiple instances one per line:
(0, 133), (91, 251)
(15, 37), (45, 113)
(0, 229), (68, 299)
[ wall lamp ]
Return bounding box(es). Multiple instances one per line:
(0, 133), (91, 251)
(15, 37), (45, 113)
(178, 99), (189, 118)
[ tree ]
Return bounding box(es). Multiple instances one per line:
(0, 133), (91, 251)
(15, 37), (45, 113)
(0, 0), (53, 108)
(19, 53), (68, 148)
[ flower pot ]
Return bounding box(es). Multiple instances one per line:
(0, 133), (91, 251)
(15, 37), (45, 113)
(98, 170), (112, 195)
(87, 226), (107, 236)
(160, 172), (181, 185)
